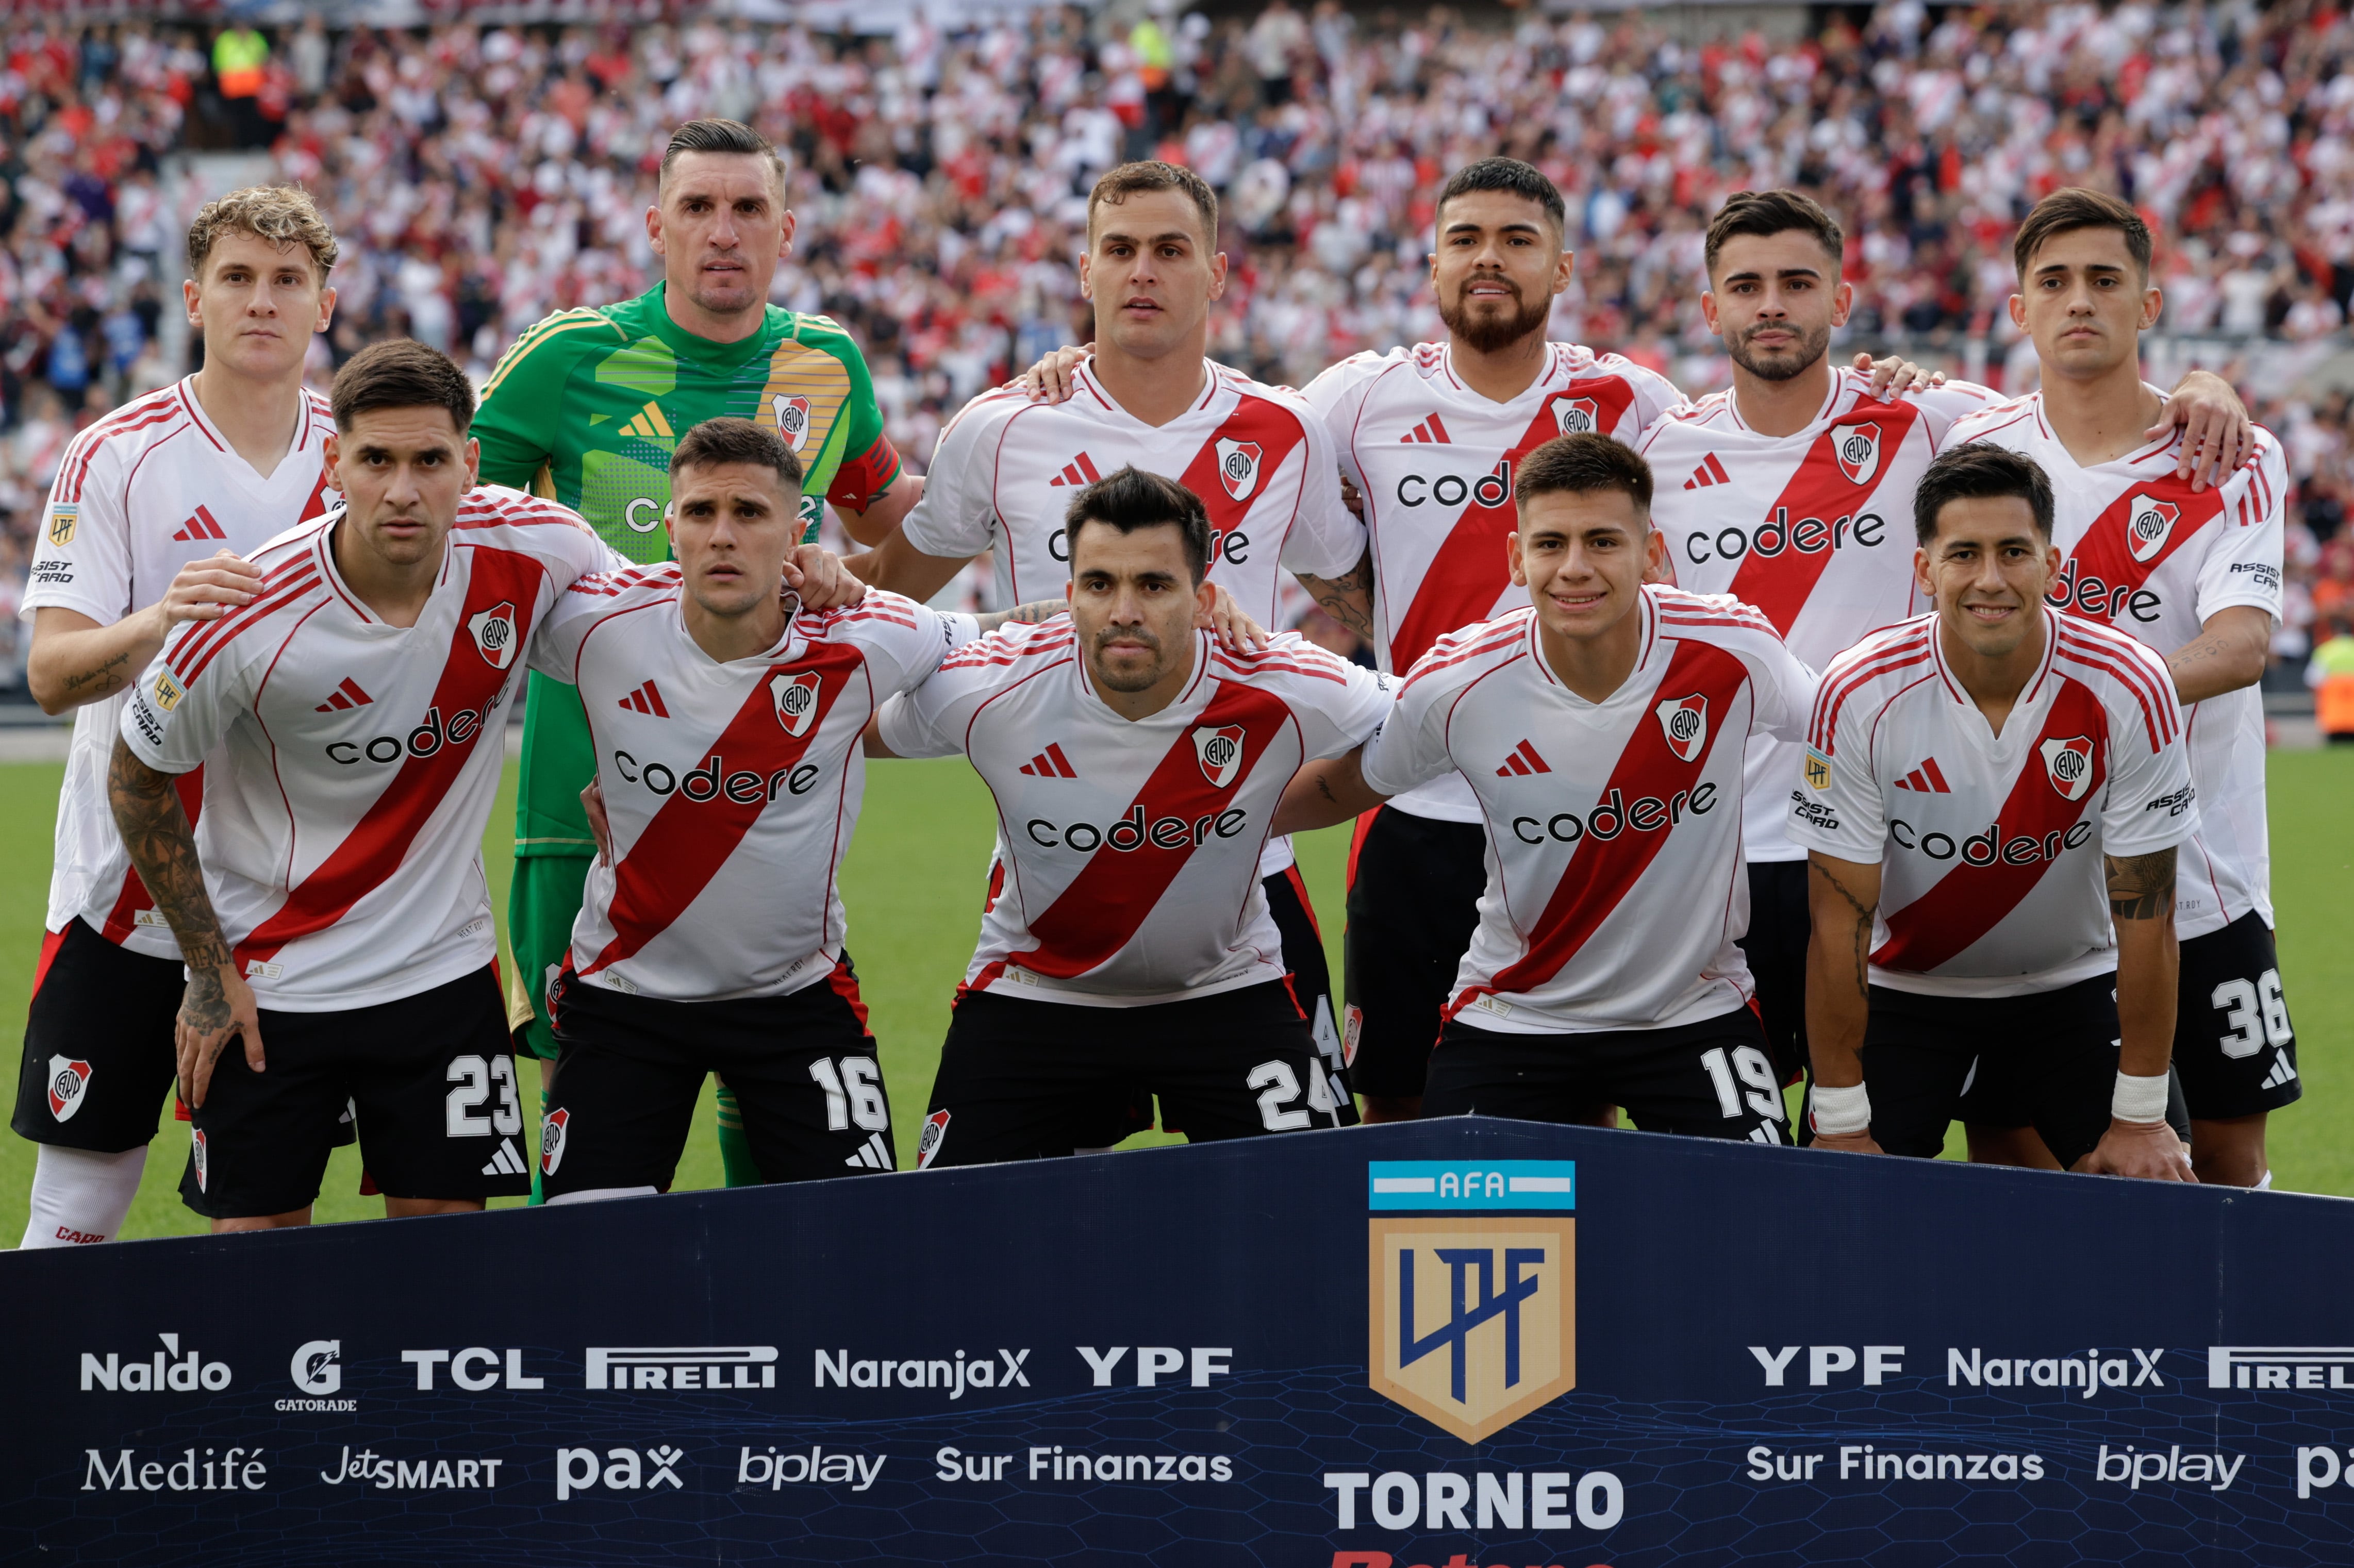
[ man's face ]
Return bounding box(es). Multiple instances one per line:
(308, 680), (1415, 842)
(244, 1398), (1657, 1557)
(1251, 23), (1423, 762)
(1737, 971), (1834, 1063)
(1067, 520), (1212, 694)
(184, 232), (335, 381)
(2010, 227), (2159, 382)
(1431, 190), (1569, 355)
(648, 152), (794, 322)
(1508, 488), (1662, 642)
(666, 459), (799, 622)
(322, 406), (477, 570)
(1916, 495), (2059, 662)
(1079, 189), (1228, 361)
(1702, 230), (1850, 382)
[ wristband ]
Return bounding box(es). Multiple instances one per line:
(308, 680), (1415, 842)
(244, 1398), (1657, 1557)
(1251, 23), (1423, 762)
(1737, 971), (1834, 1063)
(1812, 1082), (1870, 1137)
(2111, 1071), (2169, 1124)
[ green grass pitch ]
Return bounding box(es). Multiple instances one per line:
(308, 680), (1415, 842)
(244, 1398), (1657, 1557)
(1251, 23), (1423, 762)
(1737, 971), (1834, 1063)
(3, 749), (2348, 1243)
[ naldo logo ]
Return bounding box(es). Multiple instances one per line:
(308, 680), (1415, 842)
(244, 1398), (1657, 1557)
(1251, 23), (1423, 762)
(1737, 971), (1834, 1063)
(80, 1334), (231, 1393)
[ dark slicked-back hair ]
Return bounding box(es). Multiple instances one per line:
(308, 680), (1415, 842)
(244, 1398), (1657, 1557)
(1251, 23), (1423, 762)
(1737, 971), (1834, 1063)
(2012, 187), (2152, 281)
(1913, 443), (2056, 545)
(1516, 432), (1654, 518)
(1065, 465), (1213, 585)
(330, 338), (475, 435)
(1704, 189), (1846, 277)
(1088, 161), (1220, 248)
(660, 118), (786, 196)
(1436, 157), (1567, 236)
(671, 416), (804, 492)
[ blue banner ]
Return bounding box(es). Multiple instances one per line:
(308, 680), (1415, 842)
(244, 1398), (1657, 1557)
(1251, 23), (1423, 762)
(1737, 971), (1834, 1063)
(4, 1117), (2351, 1565)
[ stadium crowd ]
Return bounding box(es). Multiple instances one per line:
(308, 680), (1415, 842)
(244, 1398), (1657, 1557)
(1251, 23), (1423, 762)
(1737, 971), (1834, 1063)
(5, 1), (2354, 672)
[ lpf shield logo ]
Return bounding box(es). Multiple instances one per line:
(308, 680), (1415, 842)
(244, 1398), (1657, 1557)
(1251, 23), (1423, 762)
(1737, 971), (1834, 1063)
(2039, 735), (2096, 802)
(469, 602), (518, 669)
(1368, 1160), (1576, 1444)
(1214, 439), (1262, 501)
(772, 394), (813, 454)
(47, 504), (77, 546)
(1834, 421), (1883, 487)
(1805, 747), (1833, 791)
(153, 670), (184, 712)
(1551, 396), (1600, 434)
(1655, 693), (1709, 761)
(771, 671), (822, 737)
(1193, 724), (1246, 788)
(47, 1056), (92, 1122)
(540, 1108), (570, 1175)
(2127, 494), (2179, 563)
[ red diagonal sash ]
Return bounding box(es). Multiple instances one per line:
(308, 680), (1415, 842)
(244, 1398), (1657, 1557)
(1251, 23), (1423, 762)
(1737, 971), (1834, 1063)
(2048, 475), (2227, 626)
(1725, 399), (1922, 635)
(1176, 396), (1309, 549)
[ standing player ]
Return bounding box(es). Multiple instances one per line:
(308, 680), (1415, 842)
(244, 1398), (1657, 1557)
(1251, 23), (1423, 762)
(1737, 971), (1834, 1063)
(1950, 189), (2293, 1187)
(475, 119), (916, 1188)
(1790, 443), (2196, 1181)
(850, 161), (1371, 1121)
(12, 188), (340, 1248)
(870, 467), (1391, 1163)
(1274, 436), (1815, 1141)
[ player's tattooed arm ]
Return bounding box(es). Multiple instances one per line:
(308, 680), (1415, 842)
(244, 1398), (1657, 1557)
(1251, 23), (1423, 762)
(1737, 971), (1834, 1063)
(2093, 843), (2190, 1179)
(975, 599), (1066, 632)
(1297, 548), (1376, 639)
(29, 552), (261, 715)
(2104, 846), (2178, 923)
(1273, 748), (1388, 835)
(2166, 605), (2272, 704)
(836, 473), (925, 546)
(1801, 853), (1883, 1147)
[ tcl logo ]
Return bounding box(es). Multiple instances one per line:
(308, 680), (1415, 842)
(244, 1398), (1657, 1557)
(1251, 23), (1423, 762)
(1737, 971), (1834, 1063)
(2046, 557), (2163, 624)
(1680, 509), (1887, 565)
(1392, 459), (1512, 511)
(1048, 525), (1252, 565)
(1510, 782), (1717, 845)
(1025, 805), (1249, 852)
(325, 700), (501, 765)
(611, 750), (819, 800)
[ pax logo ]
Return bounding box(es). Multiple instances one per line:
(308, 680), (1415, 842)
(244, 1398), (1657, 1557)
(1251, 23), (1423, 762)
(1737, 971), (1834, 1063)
(1551, 396), (1600, 434)
(1214, 439), (1262, 501)
(1655, 694), (1709, 761)
(469, 603), (517, 670)
(2128, 494), (2180, 562)
(555, 1445), (684, 1501)
(771, 671), (822, 736)
(47, 1056), (92, 1122)
(1194, 725), (1246, 787)
(772, 395), (812, 454)
(1835, 421), (1883, 487)
(2039, 736), (2095, 802)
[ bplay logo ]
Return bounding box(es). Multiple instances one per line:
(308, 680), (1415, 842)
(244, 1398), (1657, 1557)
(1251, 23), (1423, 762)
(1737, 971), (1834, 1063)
(81, 1333), (230, 1393)
(556, 1445), (684, 1500)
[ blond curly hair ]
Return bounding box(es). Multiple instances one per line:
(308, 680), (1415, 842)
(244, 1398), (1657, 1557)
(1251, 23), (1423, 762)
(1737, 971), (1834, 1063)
(185, 185), (339, 285)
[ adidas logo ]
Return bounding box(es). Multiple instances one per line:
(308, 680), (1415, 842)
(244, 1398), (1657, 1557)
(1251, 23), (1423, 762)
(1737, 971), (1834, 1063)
(314, 676), (372, 713)
(1400, 414), (1452, 444)
(1683, 453), (1732, 490)
(843, 1132), (893, 1171)
(619, 402), (674, 441)
(1496, 739), (1551, 777)
(480, 1137), (528, 1177)
(619, 680), (669, 717)
(173, 505), (228, 542)
(1047, 453), (1103, 488)
(1019, 742), (1079, 778)
(2262, 1051), (2299, 1091)
(1894, 757), (1952, 793)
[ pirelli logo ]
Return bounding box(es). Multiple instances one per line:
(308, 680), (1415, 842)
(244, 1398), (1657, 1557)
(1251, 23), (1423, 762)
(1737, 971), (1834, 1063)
(2209, 1347), (2354, 1391)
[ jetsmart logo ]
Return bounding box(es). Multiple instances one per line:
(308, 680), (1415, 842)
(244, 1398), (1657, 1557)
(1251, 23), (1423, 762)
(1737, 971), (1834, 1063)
(586, 1346), (776, 1391)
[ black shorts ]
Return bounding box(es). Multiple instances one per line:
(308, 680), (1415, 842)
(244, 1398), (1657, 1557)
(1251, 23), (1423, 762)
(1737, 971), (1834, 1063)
(1423, 1006), (1791, 1143)
(1342, 807), (1486, 1099)
(180, 966), (528, 1219)
(920, 978), (1340, 1167)
(544, 957), (892, 1193)
(1865, 974), (2119, 1168)
(13, 919), (182, 1153)
(2171, 912), (2301, 1120)
(1736, 860), (1810, 1088)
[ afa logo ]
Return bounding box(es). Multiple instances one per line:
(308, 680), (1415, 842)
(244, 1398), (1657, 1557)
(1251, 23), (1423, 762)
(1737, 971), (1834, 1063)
(1655, 693), (1709, 761)
(771, 671), (823, 737)
(1551, 396), (1600, 435)
(2040, 735), (2096, 802)
(1368, 1161), (1576, 1444)
(1193, 724), (1246, 788)
(47, 1056), (93, 1122)
(1214, 439), (1262, 502)
(469, 602), (518, 670)
(2127, 495), (2180, 563)
(1835, 421), (1883, 487)
(772, 395), (813, 454)
(540, 1108), (570, 1175)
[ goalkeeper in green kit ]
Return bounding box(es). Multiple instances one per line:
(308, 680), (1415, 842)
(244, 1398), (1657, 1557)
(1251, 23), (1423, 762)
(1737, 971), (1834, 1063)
(474, 120), (919, 1193)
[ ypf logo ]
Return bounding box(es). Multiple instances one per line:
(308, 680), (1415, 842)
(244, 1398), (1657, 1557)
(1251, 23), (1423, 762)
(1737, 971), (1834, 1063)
(1835, 421), (1883, 487)
(1193, 725), (1246, 788)
(469, 603), (517, 670)
(1214, 439), (1262, 501)
(47, 1056), (92, 1122)
(540, 1108), (569, 1175)
(773, 394), (813, 454)
(2040, 735), (2095, 802)
(1368, 1161), (1576, 1443)
(771, 671), (822, 737)
(2127, 495), (2179, 563)
(1654, 693), (1709, 761)
(1551, 396), (1600, 434)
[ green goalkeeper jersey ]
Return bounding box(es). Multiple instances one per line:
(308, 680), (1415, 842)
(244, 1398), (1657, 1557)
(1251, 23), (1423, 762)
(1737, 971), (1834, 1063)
(474, 283), (902, 858)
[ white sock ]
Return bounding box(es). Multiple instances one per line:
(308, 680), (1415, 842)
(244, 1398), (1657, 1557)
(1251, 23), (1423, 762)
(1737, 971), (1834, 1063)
(544, 1186), (658, 1206)
(2256, 1169), (2275, 1190)
(21, 1144), (148, 1248)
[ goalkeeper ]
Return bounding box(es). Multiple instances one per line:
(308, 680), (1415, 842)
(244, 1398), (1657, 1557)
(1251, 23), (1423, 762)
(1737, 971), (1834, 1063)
(474, 120), (917, 1194)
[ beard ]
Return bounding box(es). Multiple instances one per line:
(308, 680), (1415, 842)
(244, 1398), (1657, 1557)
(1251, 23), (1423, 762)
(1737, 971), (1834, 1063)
(1726, 319), (1832, 382)
(1438, 277), (1553, 355)
(1088, 622), (1169, 693)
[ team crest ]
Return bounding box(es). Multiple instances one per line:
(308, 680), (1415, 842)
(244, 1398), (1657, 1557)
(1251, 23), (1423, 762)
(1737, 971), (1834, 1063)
(540, 1108), (570, 1175)
(1214, 439), (1262, 501)
(192, 1128), (208, 1192)
(915, 1109), (951, 1170)
(469, 603), (518, 670)
(771, 671), (822, 736)
(1834, 421), (1883, 487)
(1551, 396), (1600, 435)
(773, 394), (813, 454)
(1367, 1160), (1576, 1444)
(2039, 735), (2096, 802)
(47, 1057), (92, 1122)
(46, 504), (77, 546)
(1805, 747), (1833, 790)
(2127, 495), (2179, 563)
(1654, 693), (1709, 761)
(1193, 724), (1246, 787)
(153, 670), (184, 712)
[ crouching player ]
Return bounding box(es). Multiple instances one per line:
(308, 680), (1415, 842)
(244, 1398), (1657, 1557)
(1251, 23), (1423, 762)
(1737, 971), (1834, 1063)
(1276, 434), (1817, 1140)
(1791, 444), (2197, 1179)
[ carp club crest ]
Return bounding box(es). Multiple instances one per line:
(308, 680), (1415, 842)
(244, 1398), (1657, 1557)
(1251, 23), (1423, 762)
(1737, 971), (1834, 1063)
(771, 671), (823, 737)
(2127, 494), (2180, 563)
(2040, 735), (2096, 802)
(1835, 421), (1884, 487)
(772, 394), (813, 454)
(1551, 396), (1601, 434)
(469, 602), (518, 670)
(47, 1056), (92, 1122)
(1193, 725), (1246, 788)
(1214, 439), (1263, 501)
(1655, 693), (1709, 761)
